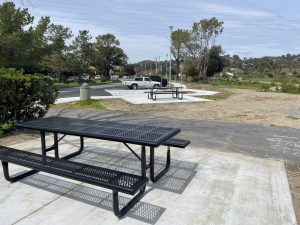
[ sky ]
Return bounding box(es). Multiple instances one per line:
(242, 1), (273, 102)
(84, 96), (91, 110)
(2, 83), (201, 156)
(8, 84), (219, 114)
(6, 0), (300, 63)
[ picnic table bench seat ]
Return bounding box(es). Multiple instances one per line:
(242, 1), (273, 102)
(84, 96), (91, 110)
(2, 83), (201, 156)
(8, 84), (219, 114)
(0, 145), (148, 218)
(163, 138), (190, 148)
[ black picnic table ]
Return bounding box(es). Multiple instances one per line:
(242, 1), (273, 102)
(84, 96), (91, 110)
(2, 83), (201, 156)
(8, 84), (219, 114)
(15, 116), (181, 182)
(146, 86), (184, 101)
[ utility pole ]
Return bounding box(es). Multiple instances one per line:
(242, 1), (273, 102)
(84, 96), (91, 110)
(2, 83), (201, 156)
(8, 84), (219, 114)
(166, 54), (168, 77)
(155, 57), (158, 76)
(169, 26), (174, 87)
(158, 56), (161, 76)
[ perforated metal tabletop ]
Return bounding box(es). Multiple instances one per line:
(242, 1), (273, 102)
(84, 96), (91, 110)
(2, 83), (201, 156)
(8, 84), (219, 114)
(16, 117), (180, 147)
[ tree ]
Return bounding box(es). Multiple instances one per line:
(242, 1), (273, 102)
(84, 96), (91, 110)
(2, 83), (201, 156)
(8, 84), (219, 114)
(171, 29), (190, 76)
(207, 46), (224, 77)
(0, 2), (33, 69)
(187, 17), (224, 79)
(41, 24), (72, 80)
(183, 60), (198, 82)
(66, 30), (94, 75)
(94, 33), (127, 77)
(0, 2), (69, 73)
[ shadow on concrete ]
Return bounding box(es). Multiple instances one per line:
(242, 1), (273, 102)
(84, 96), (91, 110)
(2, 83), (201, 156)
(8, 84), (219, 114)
(21, 173), (164, 224)
(74, 147), (198, 194)
(19, 148), (197, 224)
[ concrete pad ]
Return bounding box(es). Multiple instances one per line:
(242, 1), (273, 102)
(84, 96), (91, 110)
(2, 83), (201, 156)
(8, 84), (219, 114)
(104, 89), (211, 104)
(0, 136), (296, 225)
(55, 82), (218, 104)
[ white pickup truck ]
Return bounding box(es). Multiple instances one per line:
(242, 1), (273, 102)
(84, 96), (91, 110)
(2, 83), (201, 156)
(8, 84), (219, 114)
(122, 77), (161, 89)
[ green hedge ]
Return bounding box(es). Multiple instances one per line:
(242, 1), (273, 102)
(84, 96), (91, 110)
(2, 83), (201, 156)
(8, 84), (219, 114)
(0, 69), (58, 135)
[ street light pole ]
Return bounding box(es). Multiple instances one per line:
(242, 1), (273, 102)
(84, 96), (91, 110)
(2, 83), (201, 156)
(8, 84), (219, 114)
(169, 26), (173, 87)
(155, 57), (158, 76)
(165, 54), (168, 77)
(158, 56), (161, 76)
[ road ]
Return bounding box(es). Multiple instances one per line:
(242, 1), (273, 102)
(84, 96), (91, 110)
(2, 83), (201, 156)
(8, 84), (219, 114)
(58, 83), (123, 98)
(47, 108), (300, 165)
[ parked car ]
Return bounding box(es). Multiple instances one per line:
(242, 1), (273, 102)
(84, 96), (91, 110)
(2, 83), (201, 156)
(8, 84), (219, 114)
(122, 76), (161, 89)
(94, 75), (102, 80)
(150, 76), (168, 87)
(66, 76), (79, 82)
(80, 74), (90, 81)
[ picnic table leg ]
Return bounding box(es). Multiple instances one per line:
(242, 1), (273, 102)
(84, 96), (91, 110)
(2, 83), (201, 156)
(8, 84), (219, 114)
(61, 136), (84, 160)
(54, 132), (59, 158)
(112, 145), (147, 218)
(149, 146), (170, 182)
(112, 185), (146, 217)
(40, 131), (46, 157)
(2, 161), (38, 182)
(141, 146), (146, 177)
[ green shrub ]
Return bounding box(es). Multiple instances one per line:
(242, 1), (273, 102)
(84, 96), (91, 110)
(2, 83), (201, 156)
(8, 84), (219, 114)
(0, 68), (58, 134)
(261, 83), (271, 91)
(281, 83), (300, 94)
(0, 120), (15, 137)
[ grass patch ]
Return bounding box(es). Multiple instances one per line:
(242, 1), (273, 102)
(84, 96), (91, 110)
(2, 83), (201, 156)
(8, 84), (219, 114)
(287, 116), (300, 120)
(191, 80), (300, 94)
(191, 80), (267, 90)
(55, 82), (80, 88)
(270, 124), (289, 128)
(281, 83), (300, 94)
(198, 92), (232, 100)
(55, 99), (107, 110)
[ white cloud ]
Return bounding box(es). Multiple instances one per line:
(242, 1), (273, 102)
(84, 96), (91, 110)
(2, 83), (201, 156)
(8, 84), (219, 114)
(197, 3), (275, 18)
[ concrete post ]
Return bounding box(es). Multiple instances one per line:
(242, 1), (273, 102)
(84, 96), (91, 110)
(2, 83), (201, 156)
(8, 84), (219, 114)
(80, 83), (91, 101)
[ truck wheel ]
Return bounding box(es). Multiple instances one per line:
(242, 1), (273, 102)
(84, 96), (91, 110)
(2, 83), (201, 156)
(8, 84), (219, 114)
(153, 84), (159, 88)
(131, 84), (138, 89)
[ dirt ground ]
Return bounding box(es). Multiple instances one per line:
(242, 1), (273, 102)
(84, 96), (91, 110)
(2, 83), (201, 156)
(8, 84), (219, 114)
(286, 164), (300, 223)
(100, 88), (300, 128)
(0, 130), (39, 146)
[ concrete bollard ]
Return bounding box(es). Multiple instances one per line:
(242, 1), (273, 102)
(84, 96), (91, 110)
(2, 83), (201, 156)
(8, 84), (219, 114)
(80, 83), (91, 101)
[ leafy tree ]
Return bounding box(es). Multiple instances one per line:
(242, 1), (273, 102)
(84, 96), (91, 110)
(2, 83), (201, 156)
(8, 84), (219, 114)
(0, 2), (34, 70)
(183, 60), (199, 81)
(0, 2), (68, 73)
(41, 24), (72, 80)
(207, 46), (224, 77)
(66, 30), (94, 76)
(171, 29), (190, 75)
(187, 17), (224, 79)
(94, 33), (127, 77)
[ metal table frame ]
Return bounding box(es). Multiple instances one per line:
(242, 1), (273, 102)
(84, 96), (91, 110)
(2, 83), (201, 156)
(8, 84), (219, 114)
(147, 87), (184, 101)
(17, 117), (180, 182)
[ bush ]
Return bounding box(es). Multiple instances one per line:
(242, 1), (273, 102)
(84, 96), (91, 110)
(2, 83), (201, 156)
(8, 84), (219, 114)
(281, 83), (300, 94)
(0, 120), (15, 136)
(261, 83), (271, 91)
(0, 68), (58, 134)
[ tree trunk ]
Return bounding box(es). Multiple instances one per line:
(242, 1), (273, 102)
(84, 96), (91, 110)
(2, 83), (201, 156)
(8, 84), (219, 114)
(176, 58), (180, 81)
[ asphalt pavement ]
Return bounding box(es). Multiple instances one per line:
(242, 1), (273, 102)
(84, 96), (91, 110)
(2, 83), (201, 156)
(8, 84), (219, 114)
(47, 108), (300, 165)
(58, 83), (123, 98)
